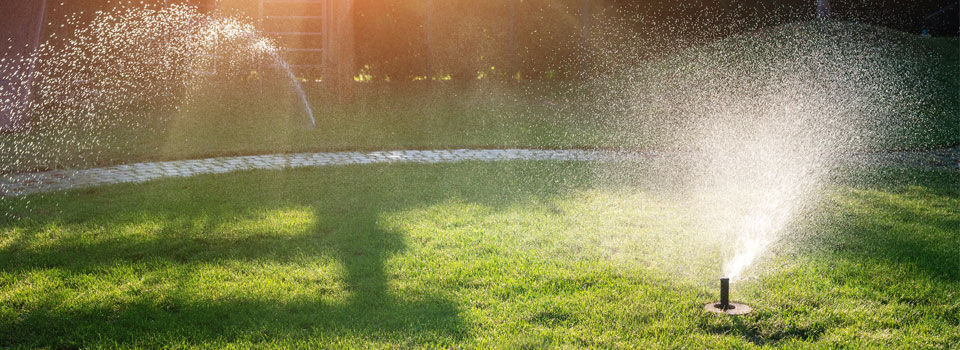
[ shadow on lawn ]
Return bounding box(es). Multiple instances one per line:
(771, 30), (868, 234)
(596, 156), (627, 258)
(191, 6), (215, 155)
(826, 170), (960, 283)
(700, 314), (827, 347)
(1, 208), (463, 347)
(701, 169), (959, 346)
(0, 161), (588, 347)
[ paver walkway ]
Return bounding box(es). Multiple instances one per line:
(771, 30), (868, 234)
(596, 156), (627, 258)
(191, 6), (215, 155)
(2, 147), (957, 197)
(0, 149), (620, 197)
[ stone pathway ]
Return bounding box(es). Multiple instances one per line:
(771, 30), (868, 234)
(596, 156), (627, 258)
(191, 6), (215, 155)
(0, 149), (622, 197)
(1, 147), (957, 197)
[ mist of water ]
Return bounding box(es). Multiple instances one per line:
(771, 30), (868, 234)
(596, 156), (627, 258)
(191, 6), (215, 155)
(584, 21), (939, 282)
(0, 3), (315, 174)
(0, 4), (947, 285)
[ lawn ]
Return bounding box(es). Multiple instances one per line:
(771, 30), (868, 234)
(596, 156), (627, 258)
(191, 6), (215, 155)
(0, 81), (607, 173)
(1, 161), (957, 348)
(1, 19), (958, 349)
(1, 22), (957, 174)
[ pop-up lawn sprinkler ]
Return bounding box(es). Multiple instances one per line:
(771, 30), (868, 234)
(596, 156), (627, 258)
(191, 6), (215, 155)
(705, 278), (752, 315)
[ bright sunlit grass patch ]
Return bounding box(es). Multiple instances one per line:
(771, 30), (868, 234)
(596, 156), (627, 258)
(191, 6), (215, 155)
(221, 207), (316, 238)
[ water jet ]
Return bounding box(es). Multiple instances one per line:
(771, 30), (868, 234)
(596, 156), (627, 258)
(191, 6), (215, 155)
(705, 278), (751, 315)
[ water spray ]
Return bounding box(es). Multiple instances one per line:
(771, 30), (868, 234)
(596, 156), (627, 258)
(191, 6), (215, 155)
(705, 278), (751, 315)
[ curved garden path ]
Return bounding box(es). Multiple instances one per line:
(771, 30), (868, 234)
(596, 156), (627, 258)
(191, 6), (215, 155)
(2, 147), (958, 197)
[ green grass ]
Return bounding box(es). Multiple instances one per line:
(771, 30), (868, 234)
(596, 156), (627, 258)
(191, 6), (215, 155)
(599, 21), (960, 152)
(2, 22), (956, 173)
(0, 81), (605, 173)
(1, 20), (957, 347)
(1, 161), (957, 348)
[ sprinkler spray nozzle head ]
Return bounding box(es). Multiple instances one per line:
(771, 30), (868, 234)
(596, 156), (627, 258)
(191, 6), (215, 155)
(705, 277), (751, 315)
(719, 277), (730, 309)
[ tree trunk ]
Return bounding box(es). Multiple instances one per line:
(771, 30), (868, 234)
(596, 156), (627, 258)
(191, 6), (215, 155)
(322, 0), (355, 103)
(426, 0), (435, 79)
(508, 0), (517, 78)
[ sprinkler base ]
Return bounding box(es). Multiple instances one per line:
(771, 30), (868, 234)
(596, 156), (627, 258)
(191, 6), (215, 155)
(704, 301), (752, 315)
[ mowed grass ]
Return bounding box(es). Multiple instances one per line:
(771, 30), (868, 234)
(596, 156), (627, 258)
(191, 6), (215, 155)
(0, 82), (606, 173)
(2, 22), (957, 173)
(1, 161), (957, 348)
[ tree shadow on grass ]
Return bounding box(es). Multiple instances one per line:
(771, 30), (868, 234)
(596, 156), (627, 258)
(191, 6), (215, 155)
(1, 207), (463, 348)
(0, 161), (590, 347)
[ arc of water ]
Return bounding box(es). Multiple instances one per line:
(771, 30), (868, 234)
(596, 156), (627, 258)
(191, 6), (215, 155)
(245, 31), (317, 129)
(190, 15), (317, 129)
(268, 51), (317, 128)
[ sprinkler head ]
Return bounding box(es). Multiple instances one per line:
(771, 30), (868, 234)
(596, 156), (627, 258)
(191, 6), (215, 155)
(705, 277), (752, 315)
(720, 277), (730, 308)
